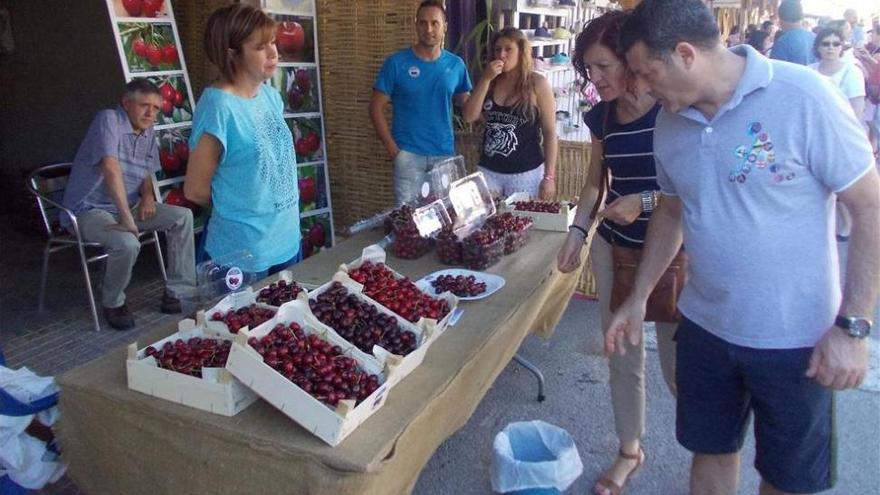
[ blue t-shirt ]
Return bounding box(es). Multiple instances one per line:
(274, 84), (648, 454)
(770, 28), (816, 66)
(584, 101), (662, 249)
(190, 85), (300, 272)
(62, 107), (160, 225)
(374, 48), (473, 156)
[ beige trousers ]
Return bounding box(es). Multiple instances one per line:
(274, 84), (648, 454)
(590, 236), (677, 444)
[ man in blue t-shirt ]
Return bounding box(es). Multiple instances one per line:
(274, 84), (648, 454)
(369, 0), (473, 206)
(62, 80), (196, 330)
(770, 0), (816, 65)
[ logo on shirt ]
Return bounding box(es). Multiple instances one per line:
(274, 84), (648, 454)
(729, 121), (793, 184)
(483, 100), (493, 111)
(483, 122), (518, 157)
(408, 66), (420, 78)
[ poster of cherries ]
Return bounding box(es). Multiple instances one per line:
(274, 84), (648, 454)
(137, 75), (192, 125)
(119, 22), (182, 73)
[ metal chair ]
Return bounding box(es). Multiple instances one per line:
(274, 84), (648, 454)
(26, 163), (167, 332)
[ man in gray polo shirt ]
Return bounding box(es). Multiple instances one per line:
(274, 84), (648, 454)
(606, 1), (879, 494)
(62, 80), (195, 330)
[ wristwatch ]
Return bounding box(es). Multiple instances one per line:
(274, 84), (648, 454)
(640, 191), (657, 213)
(835, 315), (873, 338)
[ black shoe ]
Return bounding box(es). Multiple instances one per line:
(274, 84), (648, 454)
(160, 291), (182, 314)
(103, 304), (135, 330)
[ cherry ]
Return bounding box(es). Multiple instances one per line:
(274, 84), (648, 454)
(210, 304), (276, 334)
(145, 337), (231, 378)
(435, 227), (463, 265)
(142, 0), (164, 17)
(248, 322), (381, 408)
(257, 279), (305, 306)
(122, 0), (142, 16)
(173, 89), (185, 108)
(348, 261), (450, 322)
(430, 274), (487, 297)
(309, 282), (419, 356)
(462, 226), (503, 270)
(160, 82), (175, 102)
(145, 43), (163, 66)
(132, 37), (148, 58)
(299, 176), (317, 204)
(514, 200), (562, 213)
(295, 69), (311, 93)
(161, 44), (178, 64)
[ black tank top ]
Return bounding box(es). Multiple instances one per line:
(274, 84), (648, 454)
(478, 91), (544, 174)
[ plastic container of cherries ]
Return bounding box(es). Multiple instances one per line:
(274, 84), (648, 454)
(462, 226), (504, 270)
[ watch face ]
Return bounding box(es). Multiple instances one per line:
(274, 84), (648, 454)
(851, 319), (871, 338)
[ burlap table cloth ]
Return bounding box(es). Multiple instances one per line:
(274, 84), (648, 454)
(57, 229), (583, 494)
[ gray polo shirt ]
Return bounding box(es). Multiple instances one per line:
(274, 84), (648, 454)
(61, 107), (160, 223)
(654, 44), (874, 349)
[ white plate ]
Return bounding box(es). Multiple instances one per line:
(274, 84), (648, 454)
(416, 269), (505, 301)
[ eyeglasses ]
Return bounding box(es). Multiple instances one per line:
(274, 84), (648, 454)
(820, 41), (843, 47)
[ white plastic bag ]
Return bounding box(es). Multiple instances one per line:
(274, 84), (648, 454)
(491, 420), (583, 493)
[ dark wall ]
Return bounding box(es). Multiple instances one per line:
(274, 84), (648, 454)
(0, 0), (125, 214)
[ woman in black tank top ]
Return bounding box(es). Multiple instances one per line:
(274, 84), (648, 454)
(462, 27), (558, 200)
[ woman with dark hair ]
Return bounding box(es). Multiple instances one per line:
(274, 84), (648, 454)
(184, 3), (301, 277)
(461, 27), (558, 199)
(810, 27), (865, 118)
(747, 29), (773, 55)
(557, 10), (676, 495)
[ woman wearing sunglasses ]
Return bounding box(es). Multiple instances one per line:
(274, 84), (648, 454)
(810, 27), (865, 118)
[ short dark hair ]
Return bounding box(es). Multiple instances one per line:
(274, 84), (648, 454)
(761, 20), (774, 31)
(417, 0), (446, 21)
(572, 10), (629, 88)
(778, 0), (804, 23)
(620, 0), (720, 61)
(123, 79), (161, 99)
(813, 27), (845, 59)
(747, 30), (771, 53)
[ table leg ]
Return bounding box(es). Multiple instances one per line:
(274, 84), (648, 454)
(513, 354), (546, 402)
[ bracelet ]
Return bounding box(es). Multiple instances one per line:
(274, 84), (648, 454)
(569, 224), (588, 238)
(542, 175), (556, 181)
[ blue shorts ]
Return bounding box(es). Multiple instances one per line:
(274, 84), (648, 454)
(675, 317), (835, 494)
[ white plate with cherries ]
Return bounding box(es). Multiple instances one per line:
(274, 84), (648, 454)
(416, 269), (505, 301)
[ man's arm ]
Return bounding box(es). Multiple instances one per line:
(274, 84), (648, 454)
(807, 169), (880, 389)
(100, 156), (138, 236)
(368, 90), (399, 159)
(604, 195), (684, 355)
(137, 174), (156, 222)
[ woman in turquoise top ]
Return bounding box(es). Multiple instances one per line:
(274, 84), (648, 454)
(185, 4), (300, 275)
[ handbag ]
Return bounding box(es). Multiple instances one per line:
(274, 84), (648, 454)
(589, 104), (687, 323)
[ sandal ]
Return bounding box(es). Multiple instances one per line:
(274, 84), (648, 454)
(593, 447), (645, 495)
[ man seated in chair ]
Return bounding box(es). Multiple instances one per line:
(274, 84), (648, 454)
(61, 80), (196, 330)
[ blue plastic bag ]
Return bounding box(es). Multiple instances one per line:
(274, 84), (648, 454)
(491, 420), (583, 494)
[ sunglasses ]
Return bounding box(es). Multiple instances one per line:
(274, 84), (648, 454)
(820, 41), (842, 47)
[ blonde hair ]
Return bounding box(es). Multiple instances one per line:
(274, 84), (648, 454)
(204, 4), (277, 82)
(489, 28), (538, 122)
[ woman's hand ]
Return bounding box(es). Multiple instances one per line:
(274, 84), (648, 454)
(557, 230), (586, 273)
(539, 177), (556, 201)
(481, 60), (504, 83)
(598, 194), (642, 225)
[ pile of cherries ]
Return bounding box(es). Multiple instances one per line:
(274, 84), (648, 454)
(487, 213), (534, 254)
(513, 200), (562, 213)
(211, 305), (276, 334)
(145, 337), (231, 378)
(309, 282), (419, 357)
(430, 274), (487, 298)
(257, 279), (306, 306)
(248, 323), (381, 407)
(435, 227), (463, 265)
(462, 227), (503, 270)
(388, 205), (432, 259)
(348, 262), (450, 322)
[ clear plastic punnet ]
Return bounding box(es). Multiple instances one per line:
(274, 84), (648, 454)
(194, 250), (260, 305)
(448, 172), (496, 240)
(411, 200), (453, 238)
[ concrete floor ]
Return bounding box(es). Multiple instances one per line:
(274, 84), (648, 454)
(1, 215), (878, 494)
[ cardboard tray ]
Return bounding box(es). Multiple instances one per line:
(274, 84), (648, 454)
(126, 319), (259, 417)
(225, 300), (390, 447)
(503, 192), (577, 232)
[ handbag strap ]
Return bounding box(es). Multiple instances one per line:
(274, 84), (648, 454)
(589, 103), (612, 221)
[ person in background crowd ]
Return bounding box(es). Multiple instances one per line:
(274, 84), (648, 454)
(747, 29), (773, 56)
(61, 80), (196, 330)
(845, 8), (866, 48)
(811, 27), (866, 118)
(369, 0), (472, 206)
(855, 28), (880, 158)
(185, 3), (301, 279)
(761, 19), (777, 40)
(726, 25), (742, 47)
(827, 19), (857, 63)
(461, 28), (557, 199)
(614, 1), (879, 494)
(771, 0), (816, 65)
(558, 11), (677, 495)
